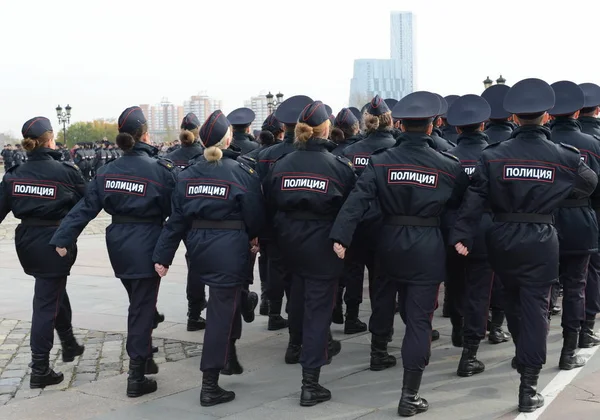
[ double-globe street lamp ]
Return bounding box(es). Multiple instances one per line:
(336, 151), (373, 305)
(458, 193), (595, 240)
(56, 104), (72, 144)
(483, 75), (507, 90)
(266, 91), (284, 115)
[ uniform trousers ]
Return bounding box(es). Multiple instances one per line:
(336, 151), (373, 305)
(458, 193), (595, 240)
(200, 285), (242, 372)
(288, 274), (337, 369)
(31, 277), (72, 355)
(585, 252), (600, 320)
(559, 255), (589, 332)
(185, 252), (206, 319)
(266, 244), (291, 315)
(369, 275), (439, 371)
(489, 274), (506, 312)
(121, 277), (161, 361)
(338, 244), (375, 308)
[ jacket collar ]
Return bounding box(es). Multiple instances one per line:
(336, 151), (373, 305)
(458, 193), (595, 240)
(26, 147), (63, 161)
(124, 141), (158, 157)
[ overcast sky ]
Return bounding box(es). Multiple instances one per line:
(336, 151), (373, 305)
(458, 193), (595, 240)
(2, 0), (600, 136)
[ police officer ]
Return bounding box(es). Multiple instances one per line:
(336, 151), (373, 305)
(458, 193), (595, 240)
(50, 106), (177, 398)
(93, 141), (109, 174)
(444, 94), (496, 377)
(228, 107), (259, 155)
(578, 82), (600, 347)
(441, 95), (460, 143)
(482, 84), (514, 144)
(13, 144), (26, 166)
(331, 108), (362, 156)
(451, 79), (598, 413)
(331, 91), (468, 417)
(0, 117), (86, 389)
(548, 81), (600, 369)
(152, 110), (264, 407)
(429, 94), (456, 151)
(263, 101), (355, 406)
(2, 144), (14, 170)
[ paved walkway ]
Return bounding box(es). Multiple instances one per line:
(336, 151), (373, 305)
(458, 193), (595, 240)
(0, 215), (598, 419)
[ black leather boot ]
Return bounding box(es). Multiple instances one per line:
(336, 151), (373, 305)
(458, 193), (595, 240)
(344, 304), (367, 334)
(450, 317), (463, 348)
(268, 300), (288, 331)
(153, 311), (165, 329)
(332, 290), (344, 325)
(431, 330), (440, 342)
(187, 316), (206, 332)
(30, 353), (64, 389)
(559, 331), (586, 370)
(126, 359), (157, 398)
(457, 340), (485, 377)
(370, 335), (396, 371)
(328, 331), (341, 358)
(57, 328), (85, 363)
(300, 368), (331, 407)
(285, 335), (302, 364)
(579, 319), (600, 348)
(221, 340), (243, 375)
(152, 346), (158, 354)
(518, 367), (544, 413)
(145, 358), (159, 375)
(242, 291), (259, 323)
(488, 310), (511, 344)
(200, 370), (235, 407)
(259, 279), (269, 316)
(397, 369), (429, 417)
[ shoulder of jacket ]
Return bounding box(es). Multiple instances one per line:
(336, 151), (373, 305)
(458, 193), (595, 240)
(439, 150), (460, 163)
(6, 163), (20, 173)
(335, 154), (354, 170)
(156, 157), (176, 171)
(61, 160), (81, 171)
(483, 141), (502, 151)
(371, 147), (389, 156)
(237, 160), (257, 176)
(241, 155), (256, 164)
(559, 142), (580, 154)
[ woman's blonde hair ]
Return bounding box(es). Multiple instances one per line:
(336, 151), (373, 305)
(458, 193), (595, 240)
(294, 120), (330, 143)
(364, 112), (393, 133)
(203, 127), (232, 162)
(22, 131), (53, 152)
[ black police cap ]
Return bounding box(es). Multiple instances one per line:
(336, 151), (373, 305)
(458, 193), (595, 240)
(434, 94), (448, 117)
(481, 84), (511, 119)
(366, 95), (391, 116)
(181, 113), (201, 130)
(334, 108), (359, 129)
(579, 83), (600, 109)
(385, 98), (398, 110)
(21, 117), (53, 138)
(447, 94), (492, 127)
(441, 95), (459, 118)
(298, 101), (330, 127)
(325, 104), (333, 116)
(275, 95), (313, 125)
(118, 106), (147, 135)
(200, 110), (231, 147)
(360, 103), (369, 115)
(349, 107), (362, 122)
(504, 78), (555, 116)
(550, 81), (585, 116)
(227, 107), (255, 127)
(262, 114), (284, 133)
(392, 91), (442, 120)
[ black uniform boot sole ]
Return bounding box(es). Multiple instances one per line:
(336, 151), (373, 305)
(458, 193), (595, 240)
(187, 318), (207, 332)
(127, 378), (158, 398)
(220, 363), (243, 376)
(62, 344), (85, 363)
(558, 355), (586, 370)
(398, 399), (429, 417)
(268, 316), (288, 331)
(344, 319), (367, 335)
(370, 357), (397, 371)
(200, 390), (236, 407)
(457, 366), (485, 377)
(518, 395), (545, 413)
(300, 394), (332, 407)
(30, 371), (65, 389)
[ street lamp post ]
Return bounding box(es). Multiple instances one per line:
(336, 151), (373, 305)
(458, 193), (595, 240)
(56, 104), (72, 144)
(266, 91), (284, 115)
(483, 76), (494, 90)
(496, 75), (506, 85)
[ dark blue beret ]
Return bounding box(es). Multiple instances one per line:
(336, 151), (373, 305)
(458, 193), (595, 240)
(22, 117), (53, 138)
(447, 94), (491, 127)
(550, 81), (585, 116)
(366, 95), (390, 116)
(275, 95), (313, 125)
(504, 78), (555, 116)
(262, 114), (284, 133)
(227, 107), (255, 126)
(200, 110), (231, 147)
(434, 94), (448, 117)
(118, 106), (147, 135)
(579, 83), (600, 109)
(392, 91), (441, 120)
(441, 95), (459, 118)
(385, 98), (398, 110)
(349, 107), (362, 122)
(481, 84), (511, 119)
(298, 101), (330, 127)
(334, 108), (359, 129)
(325, 104), (333, 116)
(181, 113), (201, 130)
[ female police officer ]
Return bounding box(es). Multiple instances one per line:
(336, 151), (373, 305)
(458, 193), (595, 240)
(152, 110), (264, 407)
(0, 117), (86, 389)
(50, 106), (177, 398)
(263, 101), (356, 406)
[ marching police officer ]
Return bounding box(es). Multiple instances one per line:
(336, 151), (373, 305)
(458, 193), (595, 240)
(2, 144), (14, 170)
(50, 106), (177, 398)
(228, 107), (259, 155)
(444, 94), (496, 377)
(578, 82), (600, 347)
(451, 79), (598, 413)
(93, 141), (109, 174)
(0, 117), (86, 389)
(153, 110), (265, 407)
(548, 81), (600, 369)
(263, 101), (356, 407)
(441, 95), (460, 143)
(331, 108), (363, 156)
(331, 92), (469, 417)
(482, 84), (514, 144)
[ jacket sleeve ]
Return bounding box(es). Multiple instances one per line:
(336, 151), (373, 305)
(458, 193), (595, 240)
(572, 160), (599, 200)
(446, 166), (470, 210)
(329, 161), (379, 248)
(49, 178), (103, 247)
(160, 169), (178, 219)
(0, 178), (11, 224)
(449, 157), (489, 249)
(240, 173), (266, 239)
(152, 187), (187, 266)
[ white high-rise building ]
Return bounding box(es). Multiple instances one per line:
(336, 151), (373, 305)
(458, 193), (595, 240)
(184, 93), (223, 124)
(140, 99), (184, 141)
(244, 92), (270, 133)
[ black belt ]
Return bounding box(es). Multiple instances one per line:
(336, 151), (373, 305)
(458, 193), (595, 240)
(560, 199), (590, 208)
(494, 213), (554, 224)
(192, 220), (245, 230)
(20, 218), (61, 227)
(112, 215), (163, 225)
(384, 215), (440, 227)
(285, 211), (335, 221)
